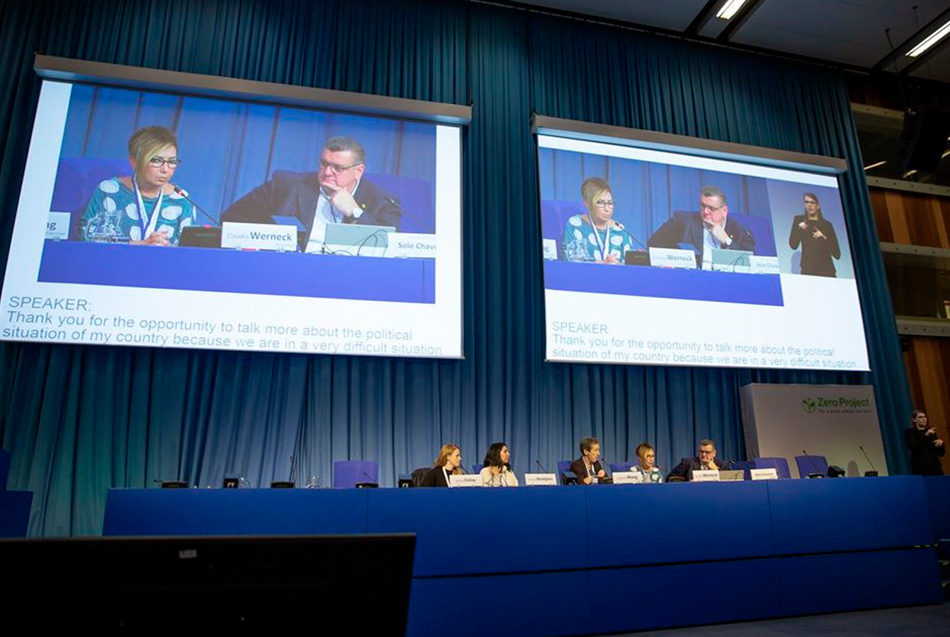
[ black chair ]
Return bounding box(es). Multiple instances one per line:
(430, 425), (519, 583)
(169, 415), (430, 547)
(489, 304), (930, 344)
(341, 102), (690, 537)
(410, 467), (429, 487)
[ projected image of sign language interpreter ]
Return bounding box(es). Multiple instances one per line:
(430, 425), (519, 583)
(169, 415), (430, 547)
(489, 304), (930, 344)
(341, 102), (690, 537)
(788, 192), (841, 278)
(647, 185), (755, 262)
(81, 127), (196, 246)
(562, 177), (635, 263)
(220, 136), (401, 253)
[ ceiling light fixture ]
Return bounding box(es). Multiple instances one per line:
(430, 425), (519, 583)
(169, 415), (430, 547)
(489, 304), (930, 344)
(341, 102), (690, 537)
(716, 0), (751, 21)
(863, 160), (887, 171)
(906, 18), (950, 57)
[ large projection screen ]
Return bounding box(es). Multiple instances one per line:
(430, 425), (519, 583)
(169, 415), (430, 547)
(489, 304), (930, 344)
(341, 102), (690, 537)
(535, 117), (870, 371)
(0, 57), (469, 359)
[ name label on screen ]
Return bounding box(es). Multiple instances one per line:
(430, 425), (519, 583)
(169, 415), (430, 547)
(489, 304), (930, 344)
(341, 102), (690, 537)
(612, 471), (642, 485)
(691, 469), (720, 482)
(389, 233), (438, 259)
(449, 474), (481, 488)
(750, 468), (779, 480)
(221, 222), (297, 252)
(649, 247), (697, 269)
(748, 256), (780, 275)
(541, 239), (557, 261)
(46, 212), (71, 241)
(524, 473), (558, 486)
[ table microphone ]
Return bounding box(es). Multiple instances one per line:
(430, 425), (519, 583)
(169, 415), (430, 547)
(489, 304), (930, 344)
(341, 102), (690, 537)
(173, 186), (220, 227)
(801, 449), (823, 478)
(535, 460), (550, 473)
(858, 445), (879, 477)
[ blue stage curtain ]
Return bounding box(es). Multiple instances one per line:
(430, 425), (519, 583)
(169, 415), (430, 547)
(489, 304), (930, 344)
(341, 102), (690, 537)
(0, 0), (911, 536)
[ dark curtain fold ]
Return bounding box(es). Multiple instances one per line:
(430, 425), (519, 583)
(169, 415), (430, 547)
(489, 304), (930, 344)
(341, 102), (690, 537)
(0, 0), (910, 536)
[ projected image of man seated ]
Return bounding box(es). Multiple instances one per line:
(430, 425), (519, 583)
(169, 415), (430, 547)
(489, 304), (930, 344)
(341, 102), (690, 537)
(647, 185), (755, 270)
(81, 126), (196, 246)
(666, 439), (733, 482)
(561, 177), (635, 264)
(221, 136), (401, 254)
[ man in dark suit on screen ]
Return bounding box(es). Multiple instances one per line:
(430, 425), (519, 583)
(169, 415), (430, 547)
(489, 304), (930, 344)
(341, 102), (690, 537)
(647, 185), (755, 259)
(221, 136), (400, 252)
(666, 439), (732, 481)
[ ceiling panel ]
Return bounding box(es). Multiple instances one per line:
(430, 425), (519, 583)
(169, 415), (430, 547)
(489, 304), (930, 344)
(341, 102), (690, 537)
(517, 0), (950, 83)
(729, 0), (949, 68)
(518, 0), (710, 32)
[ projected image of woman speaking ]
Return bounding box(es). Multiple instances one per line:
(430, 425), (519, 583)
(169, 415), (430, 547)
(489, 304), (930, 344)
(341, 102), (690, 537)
(81, 126), (196, 246)
(561, 177), (634, 264)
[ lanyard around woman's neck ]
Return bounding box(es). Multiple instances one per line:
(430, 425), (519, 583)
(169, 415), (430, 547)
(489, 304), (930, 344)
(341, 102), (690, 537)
(587, 214), (610, 261)
(133, 176), (164, 238)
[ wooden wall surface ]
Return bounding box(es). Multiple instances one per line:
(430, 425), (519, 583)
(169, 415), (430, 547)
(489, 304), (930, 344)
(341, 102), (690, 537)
(870, 186), (950, 474)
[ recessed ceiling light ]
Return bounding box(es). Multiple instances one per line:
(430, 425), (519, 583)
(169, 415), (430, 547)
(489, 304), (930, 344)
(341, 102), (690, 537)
(716, 0), (751, 21)
(906, 18), (950, 57)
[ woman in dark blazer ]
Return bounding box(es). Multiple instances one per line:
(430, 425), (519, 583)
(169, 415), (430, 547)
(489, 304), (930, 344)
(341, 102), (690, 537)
(569, 437), (606, 485)
(788, 192), (841, 277)
(419, 444), (464, 487)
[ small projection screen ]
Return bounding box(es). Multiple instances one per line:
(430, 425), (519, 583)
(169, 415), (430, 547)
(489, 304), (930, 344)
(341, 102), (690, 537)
(535, 117), (870, 371)
(0, 57), (469, 359)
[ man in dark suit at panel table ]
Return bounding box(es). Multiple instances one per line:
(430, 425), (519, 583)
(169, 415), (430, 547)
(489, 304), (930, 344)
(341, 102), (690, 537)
(647, 185), (755, 261)
(221, 136), (401, 252)
(667, 439), (733, 482)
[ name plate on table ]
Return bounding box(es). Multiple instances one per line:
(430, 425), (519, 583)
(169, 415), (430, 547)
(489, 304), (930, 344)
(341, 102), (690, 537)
(649, 247), (697, 269)
(612, 472), (643, 485)
(46, 212), (71, 240)
(751, 468), (779, 481)
(749, 256), (780, 275)
(449, 474), (481, 488)
(389, 233), (437, 259)
(524, 473), (558, 486)
(691, 469), (720, 482)
(542, 238), (557, 261)
(221, 222), (297, 251)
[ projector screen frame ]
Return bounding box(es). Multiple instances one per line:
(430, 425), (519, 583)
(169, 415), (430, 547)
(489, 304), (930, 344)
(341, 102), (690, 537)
(0, 56), (469, 360)
(35, 55), (472, 126)
(533, 114), (870, 372)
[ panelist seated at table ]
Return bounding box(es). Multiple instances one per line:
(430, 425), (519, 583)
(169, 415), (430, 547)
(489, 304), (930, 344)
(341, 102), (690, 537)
(647, 185), (755, 260)
(479, 442), (519, 487)
(81, 126), (197, 246)
(220, 136), (401, 253)
(419, 444), (464, 487)
(666, 439), (732, 482)
(560, 177), (635, 263)
(628, 442), (663, 484)
(570, 437), (607, 485)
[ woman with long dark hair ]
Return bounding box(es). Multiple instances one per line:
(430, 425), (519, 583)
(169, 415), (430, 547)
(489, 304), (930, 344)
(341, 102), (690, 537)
(479, 442), (519, 487)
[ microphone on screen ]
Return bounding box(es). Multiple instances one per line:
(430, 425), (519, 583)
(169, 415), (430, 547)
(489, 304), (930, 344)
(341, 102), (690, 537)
(173, 186), (220, 227)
